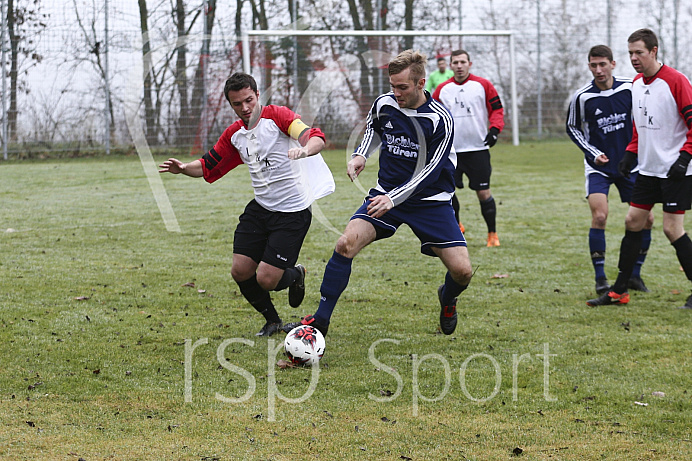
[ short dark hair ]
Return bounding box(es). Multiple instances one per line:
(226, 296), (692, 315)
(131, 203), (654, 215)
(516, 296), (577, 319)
(451, 49), (470, 61)
(436, 56), (446, 63)
(628, 28), (658, 52)
(224, 72), (258, 103)
(388, 49), (427, 82)
(588, 45), (613, 62)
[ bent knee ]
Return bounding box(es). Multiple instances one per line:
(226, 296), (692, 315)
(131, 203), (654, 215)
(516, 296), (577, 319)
(255, 270), (279, 291)
(450, 264), (473, 285)
(335, 234), (358, 258)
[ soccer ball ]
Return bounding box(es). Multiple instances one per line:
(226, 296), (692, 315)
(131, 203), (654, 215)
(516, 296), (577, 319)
(283, 325), (325, 365)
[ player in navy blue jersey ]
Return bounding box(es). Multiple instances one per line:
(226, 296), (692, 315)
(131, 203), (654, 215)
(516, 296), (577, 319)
(283, 49), (473, 339)
(566, 45), (653, 296)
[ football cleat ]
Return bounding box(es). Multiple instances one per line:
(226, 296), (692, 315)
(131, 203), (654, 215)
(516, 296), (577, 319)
(437, 285), (458, 335)
(595, 278), (610, 295)
(255, 321), (282, 337)
(288, 264), (307, 308)
(627, 276), (649, 292)
(487, 232), (500, 247)
(586, 291), (630, 307)
(459, 222), (465, 233)
(282, 314), (329, 337)
(678, 293), (692, 310)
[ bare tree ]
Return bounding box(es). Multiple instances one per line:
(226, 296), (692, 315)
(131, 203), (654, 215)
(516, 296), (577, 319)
(71, 0), (115, 140)
(5, 0), (47, 141)
(139, 0), (157, 145)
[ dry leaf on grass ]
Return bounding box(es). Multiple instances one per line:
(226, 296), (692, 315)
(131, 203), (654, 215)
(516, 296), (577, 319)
(276, 359), (295, 369)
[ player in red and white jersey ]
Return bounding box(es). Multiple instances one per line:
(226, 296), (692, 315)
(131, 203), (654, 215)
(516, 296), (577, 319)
(159, 73), (335, 335)
(588, 29), (692, 309)
(433, 49), (505, 247)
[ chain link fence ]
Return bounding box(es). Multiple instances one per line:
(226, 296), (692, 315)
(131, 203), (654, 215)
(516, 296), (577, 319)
(1, 0), (690, 158)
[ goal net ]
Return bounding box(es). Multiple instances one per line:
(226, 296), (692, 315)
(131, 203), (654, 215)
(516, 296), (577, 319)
(238, 30), (518, 148)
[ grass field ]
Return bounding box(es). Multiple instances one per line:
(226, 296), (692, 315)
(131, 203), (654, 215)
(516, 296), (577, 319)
(0, 141), (690, 460)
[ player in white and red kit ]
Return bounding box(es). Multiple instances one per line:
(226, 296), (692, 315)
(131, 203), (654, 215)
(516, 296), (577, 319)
(433, 49), (505, 247)
(159, 73), (335, 334)
(588, 29), (692, 309)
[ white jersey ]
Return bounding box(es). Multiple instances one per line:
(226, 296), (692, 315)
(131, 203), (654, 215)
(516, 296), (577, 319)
(628, 64), (692, 177)
(201, 105), (335, 212)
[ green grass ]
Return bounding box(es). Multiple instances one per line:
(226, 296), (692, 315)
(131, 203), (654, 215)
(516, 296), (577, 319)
(0, 142), (690, 460)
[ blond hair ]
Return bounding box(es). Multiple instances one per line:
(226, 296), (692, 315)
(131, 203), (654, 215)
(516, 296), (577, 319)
(388, 49), (427, 83)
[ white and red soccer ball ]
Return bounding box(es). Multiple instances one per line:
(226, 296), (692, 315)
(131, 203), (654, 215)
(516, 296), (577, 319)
(283, 325), (325, 365)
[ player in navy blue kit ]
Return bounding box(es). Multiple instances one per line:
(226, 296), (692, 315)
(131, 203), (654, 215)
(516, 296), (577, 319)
(283, 50), (473, 339)
(567, 45), (653, 295)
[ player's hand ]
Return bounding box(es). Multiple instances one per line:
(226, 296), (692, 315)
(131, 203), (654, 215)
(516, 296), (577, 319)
(484, 127), (500, 148)
(347, 155), (366, 181)
(366, 194), (393, 218)
(618, 151), (637, 178)
(595, 154), (609, 166)
(288, 146), (309, 160)
(159, 158), (185, 174)
(666, 151), (692, 179)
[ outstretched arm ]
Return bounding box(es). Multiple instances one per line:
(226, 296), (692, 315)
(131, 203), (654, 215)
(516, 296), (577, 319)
(158, 158), (204, 177)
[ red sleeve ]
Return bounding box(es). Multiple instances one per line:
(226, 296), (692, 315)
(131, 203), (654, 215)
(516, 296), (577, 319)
(626, 74), (643, 154)
(200, 122), (244, 183)
(478, 76), (505, 132)
(261, 104), (326, 146)
(626, 123), (639, 154)
(669, 68), (692, 155)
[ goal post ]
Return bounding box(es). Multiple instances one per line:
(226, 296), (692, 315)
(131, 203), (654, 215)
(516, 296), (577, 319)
(241, 29), (519, 146)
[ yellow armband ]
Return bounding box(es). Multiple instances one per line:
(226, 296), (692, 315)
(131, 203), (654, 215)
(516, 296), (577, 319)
(288, 119), (310, 141)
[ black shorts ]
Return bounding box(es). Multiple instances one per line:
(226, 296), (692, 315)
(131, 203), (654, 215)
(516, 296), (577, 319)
(455, 149), (492, 190)
(233, 200), (312, 269)
(631, 174), (692, 212)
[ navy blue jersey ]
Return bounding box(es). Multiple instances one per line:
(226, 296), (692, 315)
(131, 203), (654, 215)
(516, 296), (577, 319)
(354, 91), (456, 206)
(566, 77), (634, 177)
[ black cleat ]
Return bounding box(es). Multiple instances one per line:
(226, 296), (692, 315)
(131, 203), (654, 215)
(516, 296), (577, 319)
(438, 285), (458, 335)
(288, 264), (307, 308)
(595, 278), (610, 295)
(678, 293), (692, 310)
(627, 276), (649, 292)
(282, 314), (329, 337)
(256, 321), (282, 337)
(586, 291), (630, 307)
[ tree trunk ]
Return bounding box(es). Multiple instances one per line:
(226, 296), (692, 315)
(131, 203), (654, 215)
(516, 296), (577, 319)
(189, 0), (216, 152)
(138, 0), (157, 145)
(7, 0), (18, 141)
(404, 0), (414, 50)
(174, 0), (190, 146)
(249, 0), (272, 95)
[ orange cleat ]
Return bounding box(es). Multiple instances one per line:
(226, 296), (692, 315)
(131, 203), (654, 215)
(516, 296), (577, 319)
(586, 291), (630, 306)
(459, 222), (465, 233)
(487, 232), (500, 247)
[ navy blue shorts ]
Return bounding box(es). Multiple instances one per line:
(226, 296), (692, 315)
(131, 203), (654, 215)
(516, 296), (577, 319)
(586, 172), (636, 202)
(350, 193), (466, 257)
(233, 199), (312, 269)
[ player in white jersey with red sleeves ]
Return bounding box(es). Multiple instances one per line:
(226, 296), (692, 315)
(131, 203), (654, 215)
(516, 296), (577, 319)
(433, 49), (505, 247)
(159, 72), (335, 334)
(588, 29), (692, 309)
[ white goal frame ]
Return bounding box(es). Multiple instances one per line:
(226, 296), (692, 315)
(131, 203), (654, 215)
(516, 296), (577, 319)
(241, 29), (519, 146)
